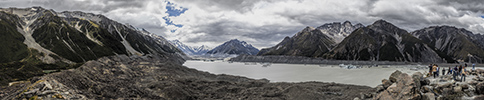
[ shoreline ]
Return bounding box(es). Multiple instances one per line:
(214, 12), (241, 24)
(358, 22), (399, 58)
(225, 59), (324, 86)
(229, 55), (483, 66)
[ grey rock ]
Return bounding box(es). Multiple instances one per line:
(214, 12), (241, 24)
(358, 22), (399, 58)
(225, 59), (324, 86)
(422, 93), (435, 100)
(382, 79), (392, 89)
(389, 70), (402, 83)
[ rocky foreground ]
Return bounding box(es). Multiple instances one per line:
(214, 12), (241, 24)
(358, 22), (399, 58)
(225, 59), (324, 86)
(367, 69), (484, 100)
(0, 55), (373, 99)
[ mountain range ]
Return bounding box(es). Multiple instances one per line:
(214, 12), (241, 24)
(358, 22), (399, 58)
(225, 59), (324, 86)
(258, 21), (363, 57)
(169, 40), (211, 55)
(258, 20), (484, 63)
(0, 7), (184, 85)
(170, 39), (259, 57)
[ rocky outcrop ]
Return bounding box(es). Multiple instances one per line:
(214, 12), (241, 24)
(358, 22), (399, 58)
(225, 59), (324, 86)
(0, 55), (373, 99)
(364, 70), (484, 100)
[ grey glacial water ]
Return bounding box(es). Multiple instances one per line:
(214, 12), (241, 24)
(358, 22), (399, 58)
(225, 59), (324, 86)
(184, 60), (428, 87)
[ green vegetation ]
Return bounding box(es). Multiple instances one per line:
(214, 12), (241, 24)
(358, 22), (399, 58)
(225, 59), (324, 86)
(0, 16), (29, 63)
(32, 15), (122, 62)
(0, 49), (84, 86)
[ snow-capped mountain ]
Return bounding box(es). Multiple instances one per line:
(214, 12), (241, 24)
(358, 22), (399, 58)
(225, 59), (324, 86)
(316, 21), (365, 43)
(258, 21), (363, 57)
(206, 39), (259, 55)
(169, 40), (211, 55)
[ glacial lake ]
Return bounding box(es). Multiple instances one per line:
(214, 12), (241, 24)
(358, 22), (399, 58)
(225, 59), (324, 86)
(184, 60), (428, 87)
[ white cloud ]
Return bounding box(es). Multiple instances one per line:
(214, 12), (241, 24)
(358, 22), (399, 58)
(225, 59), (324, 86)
(1, 0), (484, 48)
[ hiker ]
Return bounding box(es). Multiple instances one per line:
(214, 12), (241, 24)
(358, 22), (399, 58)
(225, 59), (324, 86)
(459, 65), (463, 76)
(436, 64), (440, 77)
(428, 64), (433, 76)
(453, 66), (458, 81)
(473, 63), (476, 71)
(462, 66), (467, 82)
(447, 67), (452, 75)
(442, 66), (446, 75)
(433, 64), (438, 78)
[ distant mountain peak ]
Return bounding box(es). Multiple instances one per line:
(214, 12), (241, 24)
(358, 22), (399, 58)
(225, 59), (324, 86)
(169, 40), (211, 56)
(206, 39), (259, 55)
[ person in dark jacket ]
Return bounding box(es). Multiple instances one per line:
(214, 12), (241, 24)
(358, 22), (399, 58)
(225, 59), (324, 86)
(442, 67), (446, 75)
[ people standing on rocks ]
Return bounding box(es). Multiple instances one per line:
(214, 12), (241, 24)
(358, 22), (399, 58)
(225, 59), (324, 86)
(437, 65), (440, 76)
(433, 64), (438, 78)
(453, 66), (458, 81)
(442, 67), (446, 75)
(459, 65), (463, 76)
(473, 63), (476, 71)
(461, 65), (467, 82)
(447, 67), (452, 75)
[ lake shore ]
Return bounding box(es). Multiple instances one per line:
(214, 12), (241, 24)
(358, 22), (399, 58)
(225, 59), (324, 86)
(229, 55), (483, 67)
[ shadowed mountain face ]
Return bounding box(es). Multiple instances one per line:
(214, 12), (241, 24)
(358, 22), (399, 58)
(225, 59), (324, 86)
(206, 39), (259, 55)
(411, 26), (484, 63)
(258, 21), (363, 57)
(325, 20), (450, 63)
(0, 7), (184, 86)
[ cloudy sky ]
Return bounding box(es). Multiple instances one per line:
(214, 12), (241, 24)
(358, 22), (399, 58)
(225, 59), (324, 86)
(1, 0), (484, 49)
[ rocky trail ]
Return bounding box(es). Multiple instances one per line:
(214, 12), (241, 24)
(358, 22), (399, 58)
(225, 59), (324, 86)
(0, 55), (373, 100)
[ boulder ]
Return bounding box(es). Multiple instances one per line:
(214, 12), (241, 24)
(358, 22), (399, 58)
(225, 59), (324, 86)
(389, 70), (402, 83)
(421, 86), (433, 93)
(454, 86), (463, 93)
(437, 82), (453, 89)
(376, 72), (420, 99)
(382, 79), (392, 89)
(375, 84), (385, 93)
(476, 82), (484, 94)
(421, 78), (431, 86)
(457, 82), (470, 90)
(411, 72), (423, 88)
(470, 80), (479, 86)
(422, 93), (435, 100)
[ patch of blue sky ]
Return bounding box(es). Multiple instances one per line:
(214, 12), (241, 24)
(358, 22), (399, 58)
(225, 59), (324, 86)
(164, 1), (187, 28)
(166, 1), (188, 17)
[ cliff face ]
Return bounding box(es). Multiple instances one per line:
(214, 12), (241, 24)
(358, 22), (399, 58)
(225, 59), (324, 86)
(411, 26), (484, 63)
(325, 20), (449, 63)
(0, 55), (373, 100)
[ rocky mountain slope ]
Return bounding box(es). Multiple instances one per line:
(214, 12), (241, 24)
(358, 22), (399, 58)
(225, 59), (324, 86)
(0, 55), (373, 99)
(206, 39), (259, 55)
(169, 40), (211, 56)
(258, 21), (363, 57)
(411, 26), (484, 63)
(0, 7), (184, 86)
(325, 20), (451, 63)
